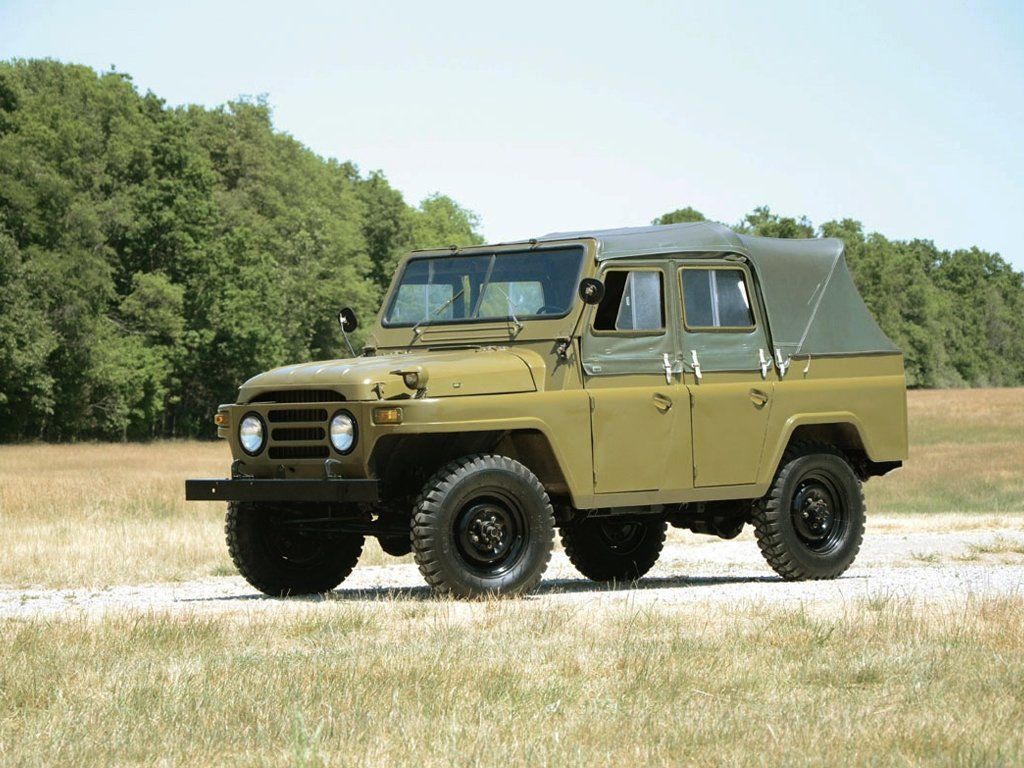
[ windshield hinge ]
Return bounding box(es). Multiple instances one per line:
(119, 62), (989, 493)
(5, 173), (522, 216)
(556, 336), (572, 359)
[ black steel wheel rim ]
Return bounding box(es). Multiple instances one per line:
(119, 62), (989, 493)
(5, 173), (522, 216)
(265, 511), (332, 567)
(596, 521), (647, 555)
(454, 491), (527, 576)
(790, 472), (847, 554)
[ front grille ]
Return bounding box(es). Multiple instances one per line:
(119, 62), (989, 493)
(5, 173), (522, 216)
(269, 445), (330, 460)
(268, 408), (328, 423)
(250, 389), (343, 404)
(271, 427), (325, 442)
(257, 399), (339, 462)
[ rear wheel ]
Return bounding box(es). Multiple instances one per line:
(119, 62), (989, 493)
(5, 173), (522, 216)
(225, 502), (364, 596)
(752, 442), (865, 580)
(411, 454), (555, 597)
(560, 517), (667, 582)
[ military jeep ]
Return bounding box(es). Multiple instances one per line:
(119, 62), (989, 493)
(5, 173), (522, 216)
(186, 222), (908, 597)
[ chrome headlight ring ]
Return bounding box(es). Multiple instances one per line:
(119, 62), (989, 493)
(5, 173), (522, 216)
(238, 412), (266, 456)
(329, 410), (357, 455)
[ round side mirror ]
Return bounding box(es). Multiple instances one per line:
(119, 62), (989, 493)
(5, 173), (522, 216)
(338, 307), (359, 332)
(578, 278), (605, 305)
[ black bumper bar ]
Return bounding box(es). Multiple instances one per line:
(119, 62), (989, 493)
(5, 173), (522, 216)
(185, 478), (380, 503)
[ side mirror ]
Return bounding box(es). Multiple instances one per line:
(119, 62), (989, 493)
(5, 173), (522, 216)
(338, 307), (359, 357)
(338, 307), (359, 332)
(578, 278), (605, 305)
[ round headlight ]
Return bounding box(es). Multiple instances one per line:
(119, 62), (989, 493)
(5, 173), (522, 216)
(330, 411), (356, 454)
(239, 413), (265, 455)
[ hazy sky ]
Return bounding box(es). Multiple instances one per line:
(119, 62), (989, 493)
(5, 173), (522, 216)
(3, 1), (1022, 268)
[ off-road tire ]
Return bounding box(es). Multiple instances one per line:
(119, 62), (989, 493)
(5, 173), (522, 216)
(411, 454), (555, 597)
(225, 502), (364, 596)
(560, 517), (667, 582)
(752, 441), (865, 581)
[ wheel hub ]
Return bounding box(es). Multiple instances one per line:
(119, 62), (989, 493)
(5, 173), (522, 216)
(791, 478), (845, 551)
(467, 511), (508, 553)
(597, 521), (646, 553)
(455, 500), (523, 570)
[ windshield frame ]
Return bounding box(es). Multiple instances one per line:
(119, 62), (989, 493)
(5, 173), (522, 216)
(380, 244), (587, 329)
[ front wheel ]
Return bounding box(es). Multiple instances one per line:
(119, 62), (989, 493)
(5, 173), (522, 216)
(225, 502), (364, 596)
(411, 454), (555, 597)
(752, 442), (865, 580)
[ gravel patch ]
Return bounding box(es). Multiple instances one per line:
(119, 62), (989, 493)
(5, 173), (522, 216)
(2, 526), (1022, 619)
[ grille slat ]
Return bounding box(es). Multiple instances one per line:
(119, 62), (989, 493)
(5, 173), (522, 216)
(268, 408), (328, 424)
(271, 427), (326, 442)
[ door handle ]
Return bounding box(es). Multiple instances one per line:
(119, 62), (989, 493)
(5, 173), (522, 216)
(652, 393), (673, 412)
(749, 389), (769, 408)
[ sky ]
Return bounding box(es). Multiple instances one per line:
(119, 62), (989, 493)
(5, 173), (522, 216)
(2, 0), (1023, 268)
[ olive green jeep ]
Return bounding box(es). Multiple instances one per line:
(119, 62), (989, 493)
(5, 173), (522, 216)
(186, 222), (908, 597)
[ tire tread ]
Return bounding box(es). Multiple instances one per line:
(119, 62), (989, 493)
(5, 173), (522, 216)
(411, 454), (555, 596)
(225, 502), (363, 596)
(751, 440), (865, 581)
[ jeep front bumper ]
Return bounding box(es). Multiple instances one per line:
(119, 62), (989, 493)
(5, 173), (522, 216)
(185, 478), (380, 503)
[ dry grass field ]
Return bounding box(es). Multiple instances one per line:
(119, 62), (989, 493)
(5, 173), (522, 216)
(3, 599), (1023, 766)
(1, 388), (1023, 766)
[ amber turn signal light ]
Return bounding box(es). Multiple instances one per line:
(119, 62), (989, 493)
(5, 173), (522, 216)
(373, 407), (403, 425)
(214, 412), (228, 427)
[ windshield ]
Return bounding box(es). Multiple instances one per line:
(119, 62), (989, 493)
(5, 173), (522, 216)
(383, 246), (586, 327)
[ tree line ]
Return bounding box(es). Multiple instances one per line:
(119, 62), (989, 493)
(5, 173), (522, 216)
(1, 60), (1021, 441)
(0, 60), (481, 440)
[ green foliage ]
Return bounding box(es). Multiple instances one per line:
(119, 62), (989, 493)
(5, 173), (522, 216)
(0, 60), (482, 440)
(652, 206), (706, 225)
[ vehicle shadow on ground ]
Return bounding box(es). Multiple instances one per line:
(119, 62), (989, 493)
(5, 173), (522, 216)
(180, 572), (783, 605)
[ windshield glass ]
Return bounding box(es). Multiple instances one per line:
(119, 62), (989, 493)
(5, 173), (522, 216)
(383, 246), (586, 327)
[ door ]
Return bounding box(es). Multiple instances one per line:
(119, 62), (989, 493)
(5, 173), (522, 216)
(583, 267), (691, 494)
(679, 263), (774, 487)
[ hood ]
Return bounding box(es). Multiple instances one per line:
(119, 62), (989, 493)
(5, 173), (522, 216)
(238, 348), (540, 403)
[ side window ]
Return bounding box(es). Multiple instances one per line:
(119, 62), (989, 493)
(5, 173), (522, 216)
(681, 268), (754, 330)
(593, 270), (665, 332)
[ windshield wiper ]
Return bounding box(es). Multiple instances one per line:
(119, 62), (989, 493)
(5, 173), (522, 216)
(412, 288), (465, 335)
(489, 284), (524, 331)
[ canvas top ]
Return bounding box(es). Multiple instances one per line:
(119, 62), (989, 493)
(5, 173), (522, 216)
(536, 221), (899, 357)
